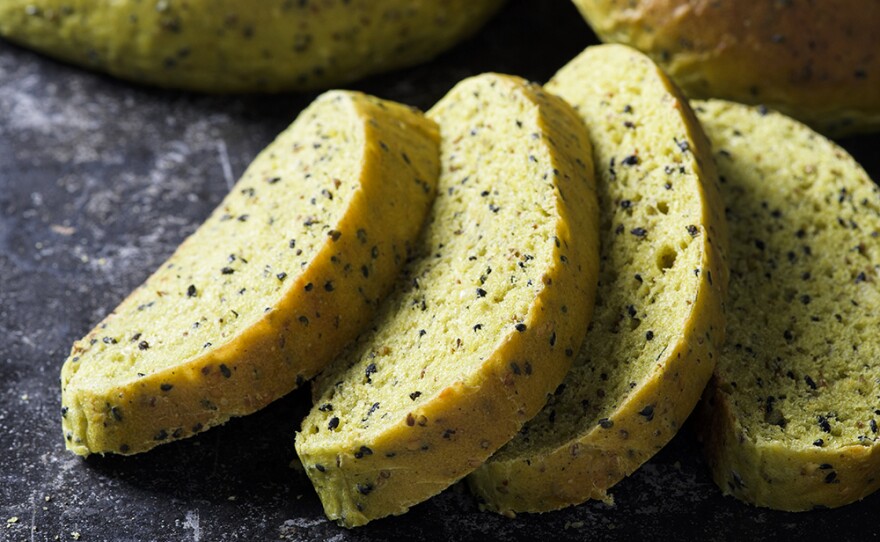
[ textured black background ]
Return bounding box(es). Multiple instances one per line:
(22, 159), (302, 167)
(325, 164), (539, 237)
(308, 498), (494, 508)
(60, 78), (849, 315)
(2, 1), (879, 541)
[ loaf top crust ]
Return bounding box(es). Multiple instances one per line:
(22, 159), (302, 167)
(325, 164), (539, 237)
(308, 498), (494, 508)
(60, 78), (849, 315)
(61, 90), (439, 456)
(296, 73), (599, 527)
(573, 0), (880, 135)
(0, 0), (505, 92)
(694, 99), (880, 510)
(469, 44), (727, 514)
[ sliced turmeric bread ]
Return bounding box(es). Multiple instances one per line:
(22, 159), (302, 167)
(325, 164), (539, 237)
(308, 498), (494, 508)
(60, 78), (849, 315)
(693, 99), (880, 510)
(61, 91), (439, 456)
(295, 73), (600, 527)
(468, 44), (728, 514)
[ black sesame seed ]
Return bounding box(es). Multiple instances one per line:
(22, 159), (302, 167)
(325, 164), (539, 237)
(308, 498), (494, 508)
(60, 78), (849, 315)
(631, 227), (648, 237)
(783, 330), (794, 342)
(646, 330), (655, 341)
(220, 364), (232, 378)
(110, 406), (123, 421)
(598, 418), (614, 429)
(328, 417), (340, 430)
(324, 281), (334, 292)
(687, 225), (699, 237)
(871, 419), (878, 433)
(805, 375), (817, 390)
(221, 267), (235, 275)
(800, 294), (811, 305)
(817, 415), (831, 433)
(61, 406), (68, 418)
(639, 405), (655, 421)
(409, 391), (422, 401)
(186, 284), (197, 297)
(515, 323), (527, 332)
(160, 383), (173, 392)
(354, 445), (373, 459)
(813, 438), (824, 447)
(365, 363), (378, 382)
(103, 337), (118, 344)
(825, 472), (838, 483)
(357, 483), (374, 495)
(318, 403), (333, 412)
(549, 332), (556, 347)
(154, 430), (168, 441)
(138, 341), (150, 350)
(267, 176), (281, 184)
(476, 288), (487, 298)
(621, 154), (639, 166)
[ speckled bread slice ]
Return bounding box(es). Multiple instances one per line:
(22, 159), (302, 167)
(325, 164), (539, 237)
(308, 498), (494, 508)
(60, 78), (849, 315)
(468, 44), (728, 515)
(571, 0), (880, 136)
(61, 91), (439, 457)
(0, 0), (504, 93)
(693, 100), (880, 511)
(295, 73), (600, 527)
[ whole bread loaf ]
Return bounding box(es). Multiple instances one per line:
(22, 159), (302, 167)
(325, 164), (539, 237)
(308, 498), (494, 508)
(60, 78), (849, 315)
(61, 90), (439, 456)
(572, 0), (880, 136)
(468, 44), (728, 515)
(694, 99), (880, 510)
(295, 73), (600, 527)
(0, 0), (504, 92)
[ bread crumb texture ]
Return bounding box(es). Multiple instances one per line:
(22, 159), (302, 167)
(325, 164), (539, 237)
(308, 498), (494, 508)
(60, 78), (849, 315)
(295, 73), (600, 527)
(468, 44), (728, 515)
(61, 90), (439, 456)
(694, 99), (880, 511)
(0, 0), (505, 92)
(572, 0), (880, 136)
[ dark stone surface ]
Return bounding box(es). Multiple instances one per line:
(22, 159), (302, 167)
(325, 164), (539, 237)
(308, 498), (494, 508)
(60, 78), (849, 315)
(1, 1), (879, 540)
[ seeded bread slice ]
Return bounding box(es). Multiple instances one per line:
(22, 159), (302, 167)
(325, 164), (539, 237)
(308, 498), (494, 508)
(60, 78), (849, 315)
(0, 0), (504, 93)
(468, 44), (728, 515)
(294, 73), (600, 527)
(693, 99), (880, 510)
(61, 91), (439, 456)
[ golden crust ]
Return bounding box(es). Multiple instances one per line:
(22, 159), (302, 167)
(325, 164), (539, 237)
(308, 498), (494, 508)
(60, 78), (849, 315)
(0, 0), (505, 92)
(573, 0), (880, 135)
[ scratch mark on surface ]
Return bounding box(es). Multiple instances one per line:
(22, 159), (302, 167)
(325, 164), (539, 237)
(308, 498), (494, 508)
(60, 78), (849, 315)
(29, 491), (36, 542)
(217, 139), (234, 191)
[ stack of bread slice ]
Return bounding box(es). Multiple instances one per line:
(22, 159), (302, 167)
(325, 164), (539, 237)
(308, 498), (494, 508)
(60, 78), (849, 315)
(60, 40), (880, 527)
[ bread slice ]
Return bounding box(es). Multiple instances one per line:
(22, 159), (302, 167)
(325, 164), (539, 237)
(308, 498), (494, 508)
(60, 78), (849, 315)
(693, 99), (880, 510)
(61, 91), (439, 456)
(294, 73), (600, 527)
(0, 0), (504, 93)
(468, 44), (728, 515)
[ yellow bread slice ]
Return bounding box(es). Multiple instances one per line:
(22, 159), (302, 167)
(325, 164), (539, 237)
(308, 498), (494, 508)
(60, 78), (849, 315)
(61, 91), (439, 456)
(468, 44), (728, 514)
(295, 73), (600, 527)
(0, 0), (504, 93)
(572, 0), (880, 136)
(693, 100), (880, 510)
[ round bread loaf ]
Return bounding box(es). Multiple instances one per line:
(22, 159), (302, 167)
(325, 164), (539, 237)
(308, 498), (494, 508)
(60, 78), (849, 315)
(0, 0), (504, 92)
(61, 90), (439, 456)
(468, 44), (728, 515)
(572, 0), (880, 136)
(295, 73), (600, 527)
(694, 99), (880, 511)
